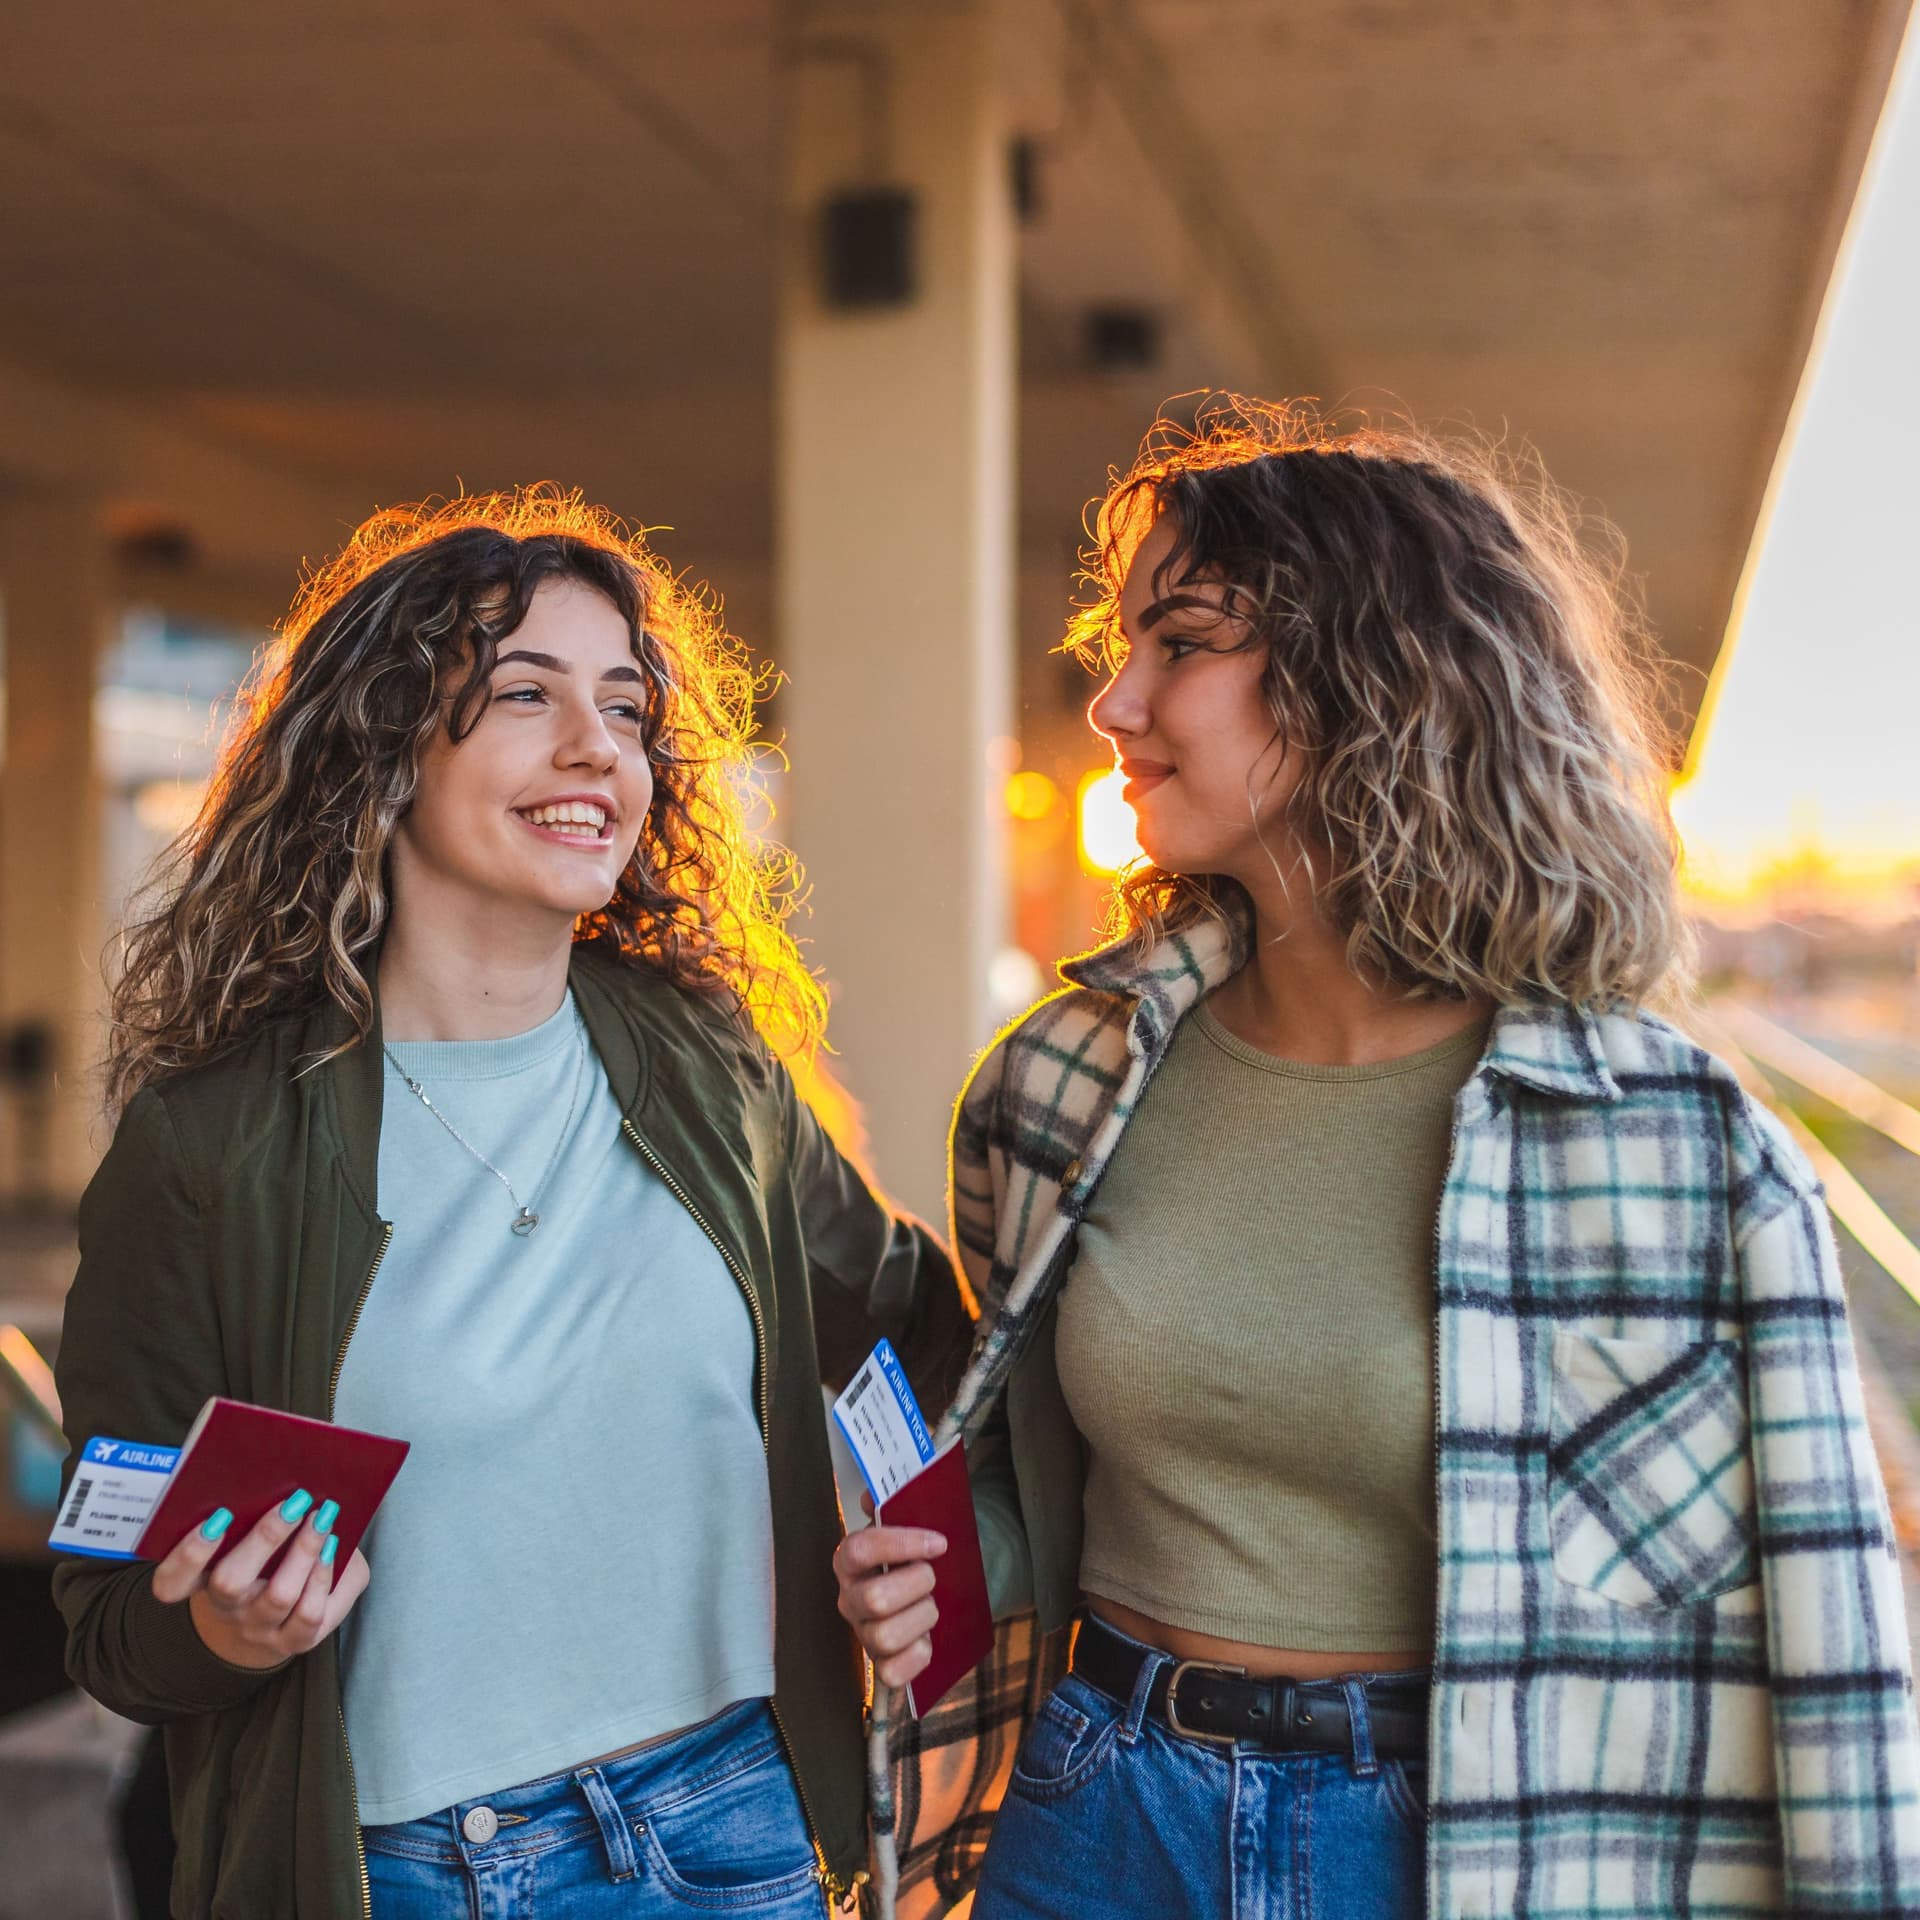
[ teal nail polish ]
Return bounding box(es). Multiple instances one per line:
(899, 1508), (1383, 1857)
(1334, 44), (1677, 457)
(279, 1488), (313, 1524)
(320, 1533), (339, 1568)
(201, 1507), (233, 1541)
(311, 1499), (339, 1536)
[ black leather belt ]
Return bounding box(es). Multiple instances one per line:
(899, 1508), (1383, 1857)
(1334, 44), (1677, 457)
(1071, 1613), (1429, 1762)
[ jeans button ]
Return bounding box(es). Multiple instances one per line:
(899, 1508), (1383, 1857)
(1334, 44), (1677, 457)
(462, 1805), (499, 1844)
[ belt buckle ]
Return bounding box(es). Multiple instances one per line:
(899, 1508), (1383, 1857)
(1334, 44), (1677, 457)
(1163, 1658), (1249, 1749)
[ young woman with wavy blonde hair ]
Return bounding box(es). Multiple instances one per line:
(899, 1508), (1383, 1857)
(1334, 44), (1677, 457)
(55, 490), (970, 1919)
(837, 402), (1920, 1919)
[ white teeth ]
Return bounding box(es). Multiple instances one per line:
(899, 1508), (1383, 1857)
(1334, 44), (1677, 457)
(522, 801), (608, 834)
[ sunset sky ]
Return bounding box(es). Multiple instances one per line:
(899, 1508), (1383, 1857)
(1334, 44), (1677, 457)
(1671, 20), (1920, 920)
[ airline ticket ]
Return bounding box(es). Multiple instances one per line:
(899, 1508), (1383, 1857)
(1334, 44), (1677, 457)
(47, 1436), (180, 1560)
(830, 1339), (936, 1503)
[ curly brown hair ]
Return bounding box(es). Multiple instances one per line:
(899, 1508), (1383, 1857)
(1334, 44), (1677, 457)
(107, 487), (823, 1106)
(1069, 397), (1689, 1009)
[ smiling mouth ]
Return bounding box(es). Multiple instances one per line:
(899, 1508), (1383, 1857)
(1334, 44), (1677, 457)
(514, 801), (613, 844)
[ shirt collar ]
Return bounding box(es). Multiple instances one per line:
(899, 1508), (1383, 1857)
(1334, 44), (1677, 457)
(1478, 1000), (1622, 1103)
(1057, 901), (1620, 1103)
(1057, 902), (1250, 1053)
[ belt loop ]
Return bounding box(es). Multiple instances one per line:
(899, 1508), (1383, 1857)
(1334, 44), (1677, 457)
(574, 1765), (640, 1882)
(1341, 1678), (1379, 1778)
(1122, 1646), (1169, 1746)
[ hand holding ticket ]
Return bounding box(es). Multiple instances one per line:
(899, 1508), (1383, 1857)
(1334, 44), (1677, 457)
(831, 1343), (993, 1716)
(51, 1397), (408, 1673)
(50, 1397), (408, 1569)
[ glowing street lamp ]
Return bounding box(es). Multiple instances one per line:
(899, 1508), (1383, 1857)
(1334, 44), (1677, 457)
(1004, 769), (1060, 822)
(1077, 768), (1143, 875)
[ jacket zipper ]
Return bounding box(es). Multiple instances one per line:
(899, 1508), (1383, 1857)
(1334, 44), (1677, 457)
(619, 1118), (859, 1910)
(327, 1220), (392, 1920)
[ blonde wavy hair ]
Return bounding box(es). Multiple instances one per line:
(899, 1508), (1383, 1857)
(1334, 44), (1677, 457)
(1070, 397), (1689, 1008)
(108, 487), (823, 1107)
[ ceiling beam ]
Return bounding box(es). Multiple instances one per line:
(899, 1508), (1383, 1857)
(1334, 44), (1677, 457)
(1051, 0), (1331, 397)
(0, 353), (369, 589)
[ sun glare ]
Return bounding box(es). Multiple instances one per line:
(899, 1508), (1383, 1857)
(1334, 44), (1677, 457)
(1670, 28), (1920, 928)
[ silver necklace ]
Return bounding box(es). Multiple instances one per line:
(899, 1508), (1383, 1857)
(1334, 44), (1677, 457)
(382, 1016), (588, 1236)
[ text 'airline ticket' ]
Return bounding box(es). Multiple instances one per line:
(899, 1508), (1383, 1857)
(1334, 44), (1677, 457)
(47, 1436), (180, 1560)
(830, 1339), (935, 1503)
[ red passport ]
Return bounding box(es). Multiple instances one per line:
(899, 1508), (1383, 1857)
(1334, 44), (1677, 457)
(875, 1438), (994, 1717)
(136, 1397), (409, 1573)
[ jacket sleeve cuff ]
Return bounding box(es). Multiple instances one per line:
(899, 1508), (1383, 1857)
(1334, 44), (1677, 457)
(128, 1580), (284, 1714)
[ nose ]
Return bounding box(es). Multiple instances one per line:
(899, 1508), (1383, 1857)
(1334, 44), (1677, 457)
(558, 695), (620, 773)
(1088, 657), (1148, 746)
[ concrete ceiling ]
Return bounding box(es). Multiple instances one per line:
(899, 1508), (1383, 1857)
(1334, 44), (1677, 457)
(0, 0), (1909, 743)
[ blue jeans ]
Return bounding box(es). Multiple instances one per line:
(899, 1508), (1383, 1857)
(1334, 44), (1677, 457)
(362, 1700), (824, 1918)
(975, 1643), (1428, 1920)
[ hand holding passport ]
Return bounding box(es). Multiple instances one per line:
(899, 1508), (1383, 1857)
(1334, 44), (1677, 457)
(831, 1342), (994, 1715)
(50, 1396), (409, 1569)
(51, 1396), (409, 1668)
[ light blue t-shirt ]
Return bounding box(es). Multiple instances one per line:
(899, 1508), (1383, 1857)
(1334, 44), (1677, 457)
(335, 994), (776, 1825)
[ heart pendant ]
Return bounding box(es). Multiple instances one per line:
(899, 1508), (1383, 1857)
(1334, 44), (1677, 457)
(511, 1208), (539, 1236)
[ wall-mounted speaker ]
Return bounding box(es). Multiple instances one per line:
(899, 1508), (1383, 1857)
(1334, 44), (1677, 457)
(1085, 306), (1161, 372)
(821, 188), (918, 310)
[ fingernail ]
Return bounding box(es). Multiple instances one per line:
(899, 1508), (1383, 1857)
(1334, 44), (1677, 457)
(201, 1508), (233, 1541)
(926, 1533), (947, 1555)
(279, 1488), (313, 1524)
(321, 1533), (339, 1568)
(311, 1499), (339, 1536)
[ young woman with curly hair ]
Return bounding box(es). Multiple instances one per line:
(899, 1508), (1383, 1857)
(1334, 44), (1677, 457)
(837, 403), (1920, 1919)
(54, 491), (971, 1920)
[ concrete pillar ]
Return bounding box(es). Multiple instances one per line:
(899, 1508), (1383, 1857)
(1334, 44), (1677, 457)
(776, 3), (1015, 1223)
(0, 494), (113, 1205)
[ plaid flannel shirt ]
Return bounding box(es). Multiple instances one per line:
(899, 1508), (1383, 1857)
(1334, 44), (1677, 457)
(878, 908), (1920, 1918)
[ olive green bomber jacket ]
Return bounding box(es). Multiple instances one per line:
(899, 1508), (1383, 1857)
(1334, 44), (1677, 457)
(53, 948), (974, 1919)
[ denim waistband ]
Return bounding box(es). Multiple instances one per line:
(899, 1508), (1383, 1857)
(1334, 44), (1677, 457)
(361, 1697), (780, 1873)
(1071, 1613), (1430, 1770)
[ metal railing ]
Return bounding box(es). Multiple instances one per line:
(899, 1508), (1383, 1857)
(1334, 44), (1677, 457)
(0, 1322), (61, 1449)
(1698, 1001), (1920, 1615)
(1713, 1003), (1920, 1306)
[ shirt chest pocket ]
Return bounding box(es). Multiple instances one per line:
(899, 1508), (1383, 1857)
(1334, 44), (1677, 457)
(1546, 1332), (1758, 1609)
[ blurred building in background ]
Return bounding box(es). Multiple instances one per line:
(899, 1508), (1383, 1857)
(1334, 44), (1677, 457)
(0, 0), (1909, 1215)
(6, 6), (1920, 1910)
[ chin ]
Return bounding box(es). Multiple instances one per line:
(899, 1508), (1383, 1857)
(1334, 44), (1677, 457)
(1130, 801), (1198, 874)
(1137, 837), (1237, 884)
(1133, 828), (1194, 874)
(554, 883), (622, 920)
(493, 870), (622, 922)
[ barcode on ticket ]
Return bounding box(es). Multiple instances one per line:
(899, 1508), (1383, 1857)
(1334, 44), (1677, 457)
(48, 1436), (181, 1561)
(830, 1339), (935, 1503)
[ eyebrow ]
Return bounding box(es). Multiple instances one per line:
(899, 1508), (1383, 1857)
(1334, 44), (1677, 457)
(495, 648), (644, 684)
(1135, 592), (1226, 632)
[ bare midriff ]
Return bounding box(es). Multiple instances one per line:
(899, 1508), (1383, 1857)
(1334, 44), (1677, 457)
(584, 1728), (684, 1766)
(583, 1706), (734, 1768)
(1089, 1595), (1430, 1683)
